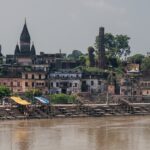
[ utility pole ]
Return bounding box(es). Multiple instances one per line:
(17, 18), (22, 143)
(106, 92), (109, 105)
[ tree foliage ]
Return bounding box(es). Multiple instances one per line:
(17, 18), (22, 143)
(88, 46), (95, 67)
(115, 35), (130, 58)
(127, 54), (145, 64)
(0, 85), (11, 98)
(79, 55), (86, 66)
(68, 50), (83, 60)
(95, 33), (131, 58)
(49, 94), (76, 104)
(25, 89), (42, 99)
(141, 57), (150, 71)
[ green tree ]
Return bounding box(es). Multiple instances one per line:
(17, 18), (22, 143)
(88, 46), (95, 67)
(68, 50), (83, 60)
(141, 57), (150, 71)
(0, 85), (11, 99)
(107, 57), (119, 68)
(25, 89), (42, 99)
(127, 54), (145, 64)
(79, 55), (86, 66)
(95, 33), (131, 58)
(115, 35), (130, 58)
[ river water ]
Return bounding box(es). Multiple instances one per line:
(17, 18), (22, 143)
(0, 116), (150, 150)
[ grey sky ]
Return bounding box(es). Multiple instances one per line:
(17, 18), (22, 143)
(0, 0), (149, 55)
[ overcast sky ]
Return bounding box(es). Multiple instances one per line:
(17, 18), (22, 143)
(0, 0), (149, 55)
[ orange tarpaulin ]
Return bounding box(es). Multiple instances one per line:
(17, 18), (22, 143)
(10, 96), (31, 105)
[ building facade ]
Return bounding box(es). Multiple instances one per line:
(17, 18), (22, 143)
(1, 22), (147, 98)
(22, 71), (48, 94)
(0, 77), (23, 93)
(49, 71), (82, 94)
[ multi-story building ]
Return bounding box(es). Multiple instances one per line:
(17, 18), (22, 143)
(81, 72), (108, 93)
(0, 77), (23, 93)
(140, 73), (150, 96)
(140, 80), (150, 95)
(120, 77), (141, 96)
(22, 71), (48, 94)
(49, 71), (82, 94)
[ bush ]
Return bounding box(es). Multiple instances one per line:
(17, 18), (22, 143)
(49, 94), (76, 104)
(25, 89), (42, 99)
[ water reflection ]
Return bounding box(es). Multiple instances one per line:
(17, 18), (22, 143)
(12, 121), (32, 150)
(0, 116), (150, 150)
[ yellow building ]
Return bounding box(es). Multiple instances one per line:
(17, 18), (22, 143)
(22, 71), (48, 94)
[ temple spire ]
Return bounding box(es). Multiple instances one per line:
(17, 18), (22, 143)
(20, 19), (31, 55)
(20, 20), (31, 43)
(25, 17), (26, 25)
(14, 43), (20, 55)
(31, 42), (36, 55)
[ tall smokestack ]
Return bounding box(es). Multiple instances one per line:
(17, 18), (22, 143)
(98, 27), (106, 69)
(0, 45), (2, 56)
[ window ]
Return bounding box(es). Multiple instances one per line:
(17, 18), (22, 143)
(39, 74), (41, 79)
(32, 74), (34, 79)
(147, 91), (149, 94)
(91, 81), (94, 86)
(32, 82), (34, 87)
(51, 82), (53, 87)
(98, 81), (101, 85)
(56, 82), (59, 87)
(63, 82), (67, 86)
(25, 74), (28, 79)
(75, 83), (77, 87)
(17, 82), (20, 86)
(145, 83), (147, 87)
(25, 82), (28, 87)
(45, 75), (47, 79)
(133, 91), (136, 95)
(70, 83), (72, 87)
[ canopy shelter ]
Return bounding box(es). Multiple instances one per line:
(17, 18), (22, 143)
(34, 97), (49, 104)
(10, 96), (31, 105)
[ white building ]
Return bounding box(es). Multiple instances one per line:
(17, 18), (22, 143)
(49, 71), (82, 94)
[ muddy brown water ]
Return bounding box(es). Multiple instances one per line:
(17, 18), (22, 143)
(0, 116), (150, 150)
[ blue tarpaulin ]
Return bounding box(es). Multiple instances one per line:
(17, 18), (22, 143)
(34, 97), (50, 104)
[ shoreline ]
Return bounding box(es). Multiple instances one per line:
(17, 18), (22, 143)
(1, 114), (150, 121)
(1, 102), (150, 121)
(0, 110), (150, 121)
